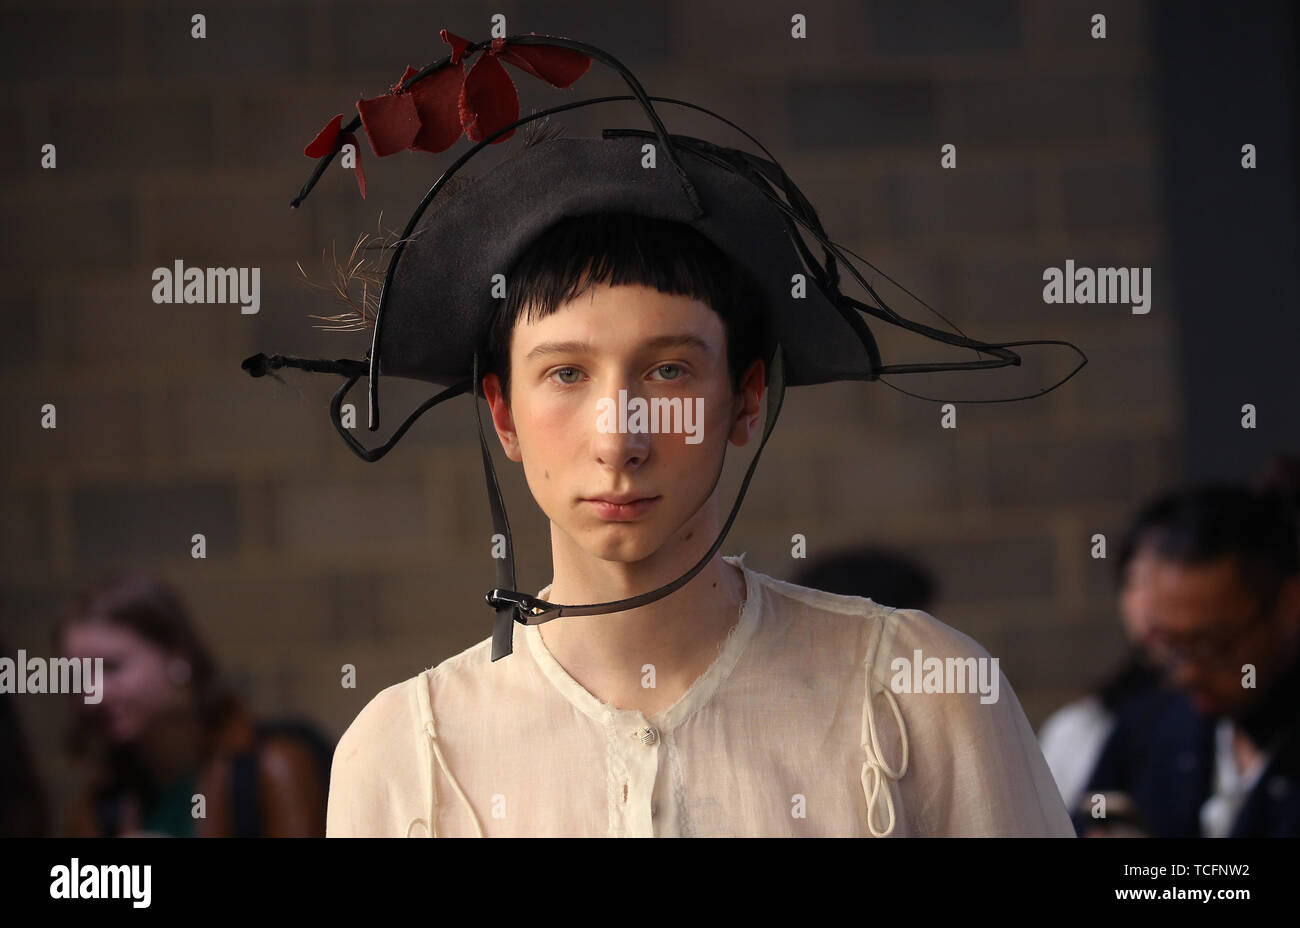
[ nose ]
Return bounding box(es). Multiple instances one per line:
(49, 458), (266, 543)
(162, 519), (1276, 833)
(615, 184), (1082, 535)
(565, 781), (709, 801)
(591, 382), (651, 470)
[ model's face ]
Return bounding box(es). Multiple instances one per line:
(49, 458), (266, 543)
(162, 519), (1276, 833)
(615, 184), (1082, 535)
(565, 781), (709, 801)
(482, 282), (763, 565)
(61, 622), (178, 742)
(1138, 554), (1294, 718)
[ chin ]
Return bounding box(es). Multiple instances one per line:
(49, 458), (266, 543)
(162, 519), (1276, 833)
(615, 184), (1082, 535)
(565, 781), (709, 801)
(568, 522), (668, 563)
(587, 535), (664, 564)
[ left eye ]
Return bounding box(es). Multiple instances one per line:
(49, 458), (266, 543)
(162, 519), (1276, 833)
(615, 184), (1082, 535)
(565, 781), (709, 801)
(652, 364), (682, 380)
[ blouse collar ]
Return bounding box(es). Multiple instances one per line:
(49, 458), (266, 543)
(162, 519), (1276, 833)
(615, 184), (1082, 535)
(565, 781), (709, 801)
(522, 554), (762, 733)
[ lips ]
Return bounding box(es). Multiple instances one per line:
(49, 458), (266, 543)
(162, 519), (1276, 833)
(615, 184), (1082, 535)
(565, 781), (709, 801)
(589, 492), (656, 505)
(582, 494), (660, 521)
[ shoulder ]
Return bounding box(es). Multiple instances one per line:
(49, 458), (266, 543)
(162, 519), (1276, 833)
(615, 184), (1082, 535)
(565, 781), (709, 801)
(325, 639), (507, 837)
(424, 634), (501, 693)
(331, 674), (429, 793)
(874, 603), (993, 666)
(333, 635), (499, 765)
(740, 565), (1002, 695)
(741, 563), (898, 647)
(743, 567), (1074, 834)
(871, 605), (1020, 727)
(742, 563), (991, 666)
(326, 670), (439, 837)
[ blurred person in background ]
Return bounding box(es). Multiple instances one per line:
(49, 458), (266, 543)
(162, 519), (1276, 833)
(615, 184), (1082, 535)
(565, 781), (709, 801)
(1077, 457), (1300, 837)
(54, 570), (332, 837)
(1036, 497), (1170, 815)
(790, 547), (937, 613)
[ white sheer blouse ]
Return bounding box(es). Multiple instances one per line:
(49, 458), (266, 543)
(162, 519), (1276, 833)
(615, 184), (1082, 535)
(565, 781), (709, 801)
(326, 554), (1075, 837)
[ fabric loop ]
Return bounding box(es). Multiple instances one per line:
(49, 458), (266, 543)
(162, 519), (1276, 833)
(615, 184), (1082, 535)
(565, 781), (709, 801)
(421, 717), (488, 837)
(416, 719), (483, 838)
(860, 652), (909, 837)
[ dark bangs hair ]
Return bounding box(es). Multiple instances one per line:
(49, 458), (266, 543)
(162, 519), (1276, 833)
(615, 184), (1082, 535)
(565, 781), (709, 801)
(480, 211), (773, 402)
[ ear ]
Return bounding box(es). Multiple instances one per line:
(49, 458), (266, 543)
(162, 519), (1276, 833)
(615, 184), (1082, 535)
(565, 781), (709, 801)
(727, 358), (766, 447)
(481, 373), (523, 462)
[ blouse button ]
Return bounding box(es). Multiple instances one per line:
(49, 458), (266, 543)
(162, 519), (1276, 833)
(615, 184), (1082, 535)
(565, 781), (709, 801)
(635, 725), (659, 745)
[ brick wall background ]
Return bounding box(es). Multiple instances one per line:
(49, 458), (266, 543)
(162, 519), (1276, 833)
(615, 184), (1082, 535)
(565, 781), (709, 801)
(1, 0), (1285, 834)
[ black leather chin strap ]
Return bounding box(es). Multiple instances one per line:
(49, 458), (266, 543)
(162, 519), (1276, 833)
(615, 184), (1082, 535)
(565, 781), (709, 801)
(474, 345), (788, 661)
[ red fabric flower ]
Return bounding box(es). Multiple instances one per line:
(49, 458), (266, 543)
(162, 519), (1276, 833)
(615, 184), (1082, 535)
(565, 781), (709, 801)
(303, 114), (366, 198)
(303, 29), (592, 194)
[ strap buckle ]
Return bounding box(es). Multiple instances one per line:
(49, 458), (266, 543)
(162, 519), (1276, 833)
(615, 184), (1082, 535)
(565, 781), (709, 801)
(485, 589), (563, 625)
(485, 588), (535, 612)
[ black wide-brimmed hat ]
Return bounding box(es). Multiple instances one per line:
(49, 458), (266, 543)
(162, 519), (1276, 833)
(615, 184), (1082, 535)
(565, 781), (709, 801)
(242, 30), (1086, 660)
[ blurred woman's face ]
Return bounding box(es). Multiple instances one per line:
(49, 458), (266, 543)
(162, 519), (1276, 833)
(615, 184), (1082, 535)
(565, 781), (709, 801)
(61, 623), (179, 742)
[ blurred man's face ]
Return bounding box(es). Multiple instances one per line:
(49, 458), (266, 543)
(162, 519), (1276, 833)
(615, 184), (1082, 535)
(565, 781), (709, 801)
(1139, 554), (1295, 718)
(481, 281), (762, 566)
